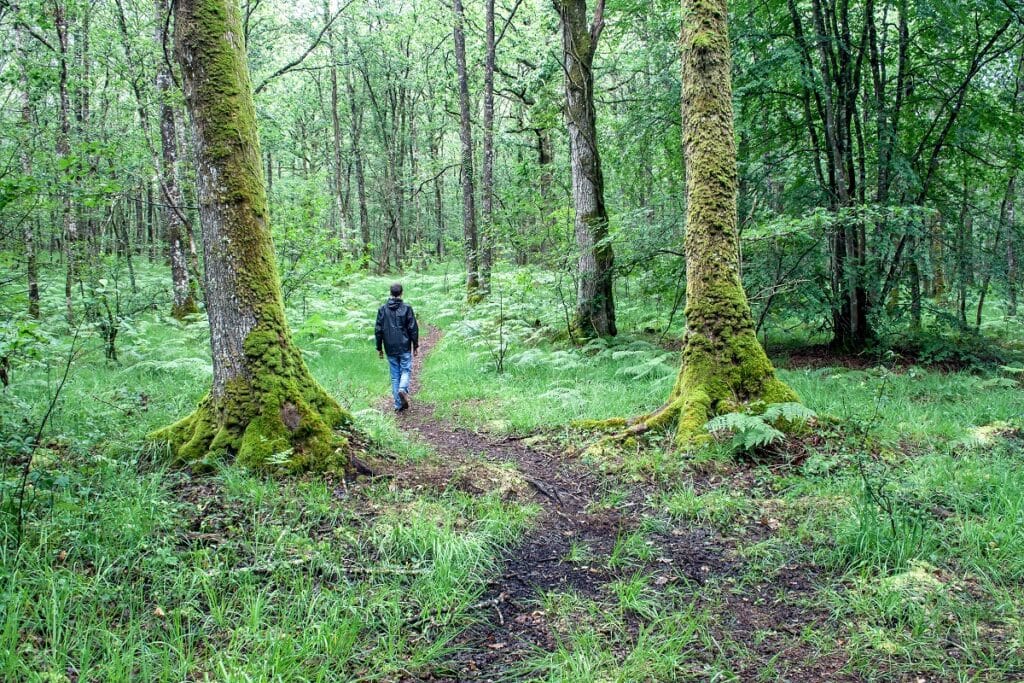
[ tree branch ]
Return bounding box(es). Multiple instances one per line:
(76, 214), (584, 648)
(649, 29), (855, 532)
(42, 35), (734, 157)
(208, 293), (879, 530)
(253, 0), (354, 95)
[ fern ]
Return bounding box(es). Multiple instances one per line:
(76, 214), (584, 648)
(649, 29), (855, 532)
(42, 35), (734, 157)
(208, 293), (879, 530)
(705, 403), (815, 454)
(762, 402), (817, 424)
(705, 413), (785, 452)
(614, 355), (673, 380)
(266, 447), (295, 467)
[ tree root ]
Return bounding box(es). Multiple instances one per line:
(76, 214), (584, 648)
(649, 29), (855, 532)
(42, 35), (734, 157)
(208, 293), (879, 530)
(579, 376), (799, 456)
(580, 397), (688, 455)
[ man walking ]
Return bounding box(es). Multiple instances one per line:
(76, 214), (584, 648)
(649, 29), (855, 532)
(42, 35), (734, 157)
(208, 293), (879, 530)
(375, 283), (420, 412)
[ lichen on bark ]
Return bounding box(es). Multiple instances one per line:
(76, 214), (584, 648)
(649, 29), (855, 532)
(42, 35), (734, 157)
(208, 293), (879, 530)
(583, 0), (799, 450)
(152, 0), (354, 472)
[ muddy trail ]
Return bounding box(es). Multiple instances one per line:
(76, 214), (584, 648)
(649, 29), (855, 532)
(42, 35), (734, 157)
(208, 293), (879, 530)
(390, 328), (859, 682)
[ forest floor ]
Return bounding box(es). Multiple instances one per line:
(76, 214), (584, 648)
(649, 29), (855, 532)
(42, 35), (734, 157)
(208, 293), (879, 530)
(3, 267), (1024, 682)
(392, 329), (855, 681)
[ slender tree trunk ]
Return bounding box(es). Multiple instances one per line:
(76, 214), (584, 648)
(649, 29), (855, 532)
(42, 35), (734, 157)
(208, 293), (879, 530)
(118, 205), (138, 293)
(957, 176), (972, 327)
(156, 0), (353, 471)
(430, 134), (445, 259)
(979, 172), (1017, 327)
(152, 0), (199, 318)
(480, 0), (496, 292)
(326, 0), (349, 257)
(452, 0), (480, 299)
(1007, 50), (1023, 317)
(55, 2), (78, 325)
(908, 238), (922, 329)
(537, 127), (554, 260)
(1009, 230), (1019, 317)
(554, 0), (616, 337)
(16, 25), (40, 318)
(344, 37), (370, 264)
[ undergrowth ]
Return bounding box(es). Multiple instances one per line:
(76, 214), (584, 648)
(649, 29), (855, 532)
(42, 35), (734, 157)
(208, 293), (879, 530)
(2, 263), (1023, 680)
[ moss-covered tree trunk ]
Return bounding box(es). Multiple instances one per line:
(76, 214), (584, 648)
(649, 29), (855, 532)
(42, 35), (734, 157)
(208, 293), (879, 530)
(554, 0), (616, 337)
(154, 0), (352, 471)
(589, 0), (797, 448)
(668, 0), (798, 443)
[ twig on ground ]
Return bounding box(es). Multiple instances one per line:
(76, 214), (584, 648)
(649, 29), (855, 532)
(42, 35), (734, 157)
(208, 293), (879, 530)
(524, 476), (564, 507)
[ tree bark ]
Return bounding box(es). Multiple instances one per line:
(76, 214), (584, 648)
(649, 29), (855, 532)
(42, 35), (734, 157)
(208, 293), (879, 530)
(326, 0), (350, 257)
(430, 134), (445, 259)
(553, 0), (616, 337)
(480, 0), (496, 292)
(344, 36), (370, 264)
(151, 0), (199, 318)
(16, 24), (40, 319)
(55, 1), (78, 325)
(452, 0), (480, 299)
(670, 0), (797, 444)
(155, 0), (353, 472)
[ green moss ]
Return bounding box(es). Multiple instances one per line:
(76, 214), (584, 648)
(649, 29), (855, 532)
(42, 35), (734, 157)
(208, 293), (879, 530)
(153, 0), (358, 474)
(171, 298), (199, 320)
(151, 326), (355, 474)
(585, 0), (802, 453)
(573, 417), (628, 430)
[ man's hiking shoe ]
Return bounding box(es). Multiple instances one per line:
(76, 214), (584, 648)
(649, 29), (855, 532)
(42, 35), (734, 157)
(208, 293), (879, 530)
(398, 390), (410, 411)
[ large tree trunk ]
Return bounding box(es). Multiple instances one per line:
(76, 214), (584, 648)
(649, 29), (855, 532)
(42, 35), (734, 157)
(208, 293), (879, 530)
(554, 0), (616, 337)
(452, 0), (480, 299)
(155, 0), (352, 472)
(668, 0), (797, 445)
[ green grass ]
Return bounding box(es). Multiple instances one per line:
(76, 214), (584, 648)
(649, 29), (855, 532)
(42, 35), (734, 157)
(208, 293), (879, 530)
(0, 264), (534, 681)
(519, 587), (725, 682)
(3, 261), (1024, 680)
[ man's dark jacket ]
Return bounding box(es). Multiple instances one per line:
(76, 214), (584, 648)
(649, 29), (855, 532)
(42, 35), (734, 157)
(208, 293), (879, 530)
(375, 297), (419, 357)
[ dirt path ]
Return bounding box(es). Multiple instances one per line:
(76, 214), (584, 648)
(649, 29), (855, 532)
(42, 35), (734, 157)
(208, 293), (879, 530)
(390, 328), (858, 682)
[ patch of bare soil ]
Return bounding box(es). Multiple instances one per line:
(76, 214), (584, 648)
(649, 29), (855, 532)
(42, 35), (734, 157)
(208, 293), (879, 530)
(388, 328), (863, 682)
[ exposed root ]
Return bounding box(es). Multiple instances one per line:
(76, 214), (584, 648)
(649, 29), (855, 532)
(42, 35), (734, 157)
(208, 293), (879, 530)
(581, 398), (686, 455)
(580, 375), (800, 456)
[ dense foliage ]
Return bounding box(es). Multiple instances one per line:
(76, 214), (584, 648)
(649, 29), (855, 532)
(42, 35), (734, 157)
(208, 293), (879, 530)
(2, 0), (1022, 349)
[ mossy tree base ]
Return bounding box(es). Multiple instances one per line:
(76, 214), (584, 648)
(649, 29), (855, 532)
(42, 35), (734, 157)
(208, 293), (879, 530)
(582, 329), (799, 452)
(152, 331), (355, 473)
(170, 298), (199, 321)
(160, 0), (358, 474)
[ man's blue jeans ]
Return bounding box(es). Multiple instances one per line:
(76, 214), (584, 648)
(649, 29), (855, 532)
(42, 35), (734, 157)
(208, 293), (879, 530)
(387, 352), (413, 410)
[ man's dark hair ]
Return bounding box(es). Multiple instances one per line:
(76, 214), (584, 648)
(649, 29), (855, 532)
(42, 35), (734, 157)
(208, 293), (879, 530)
(390, 283), (403, 297)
